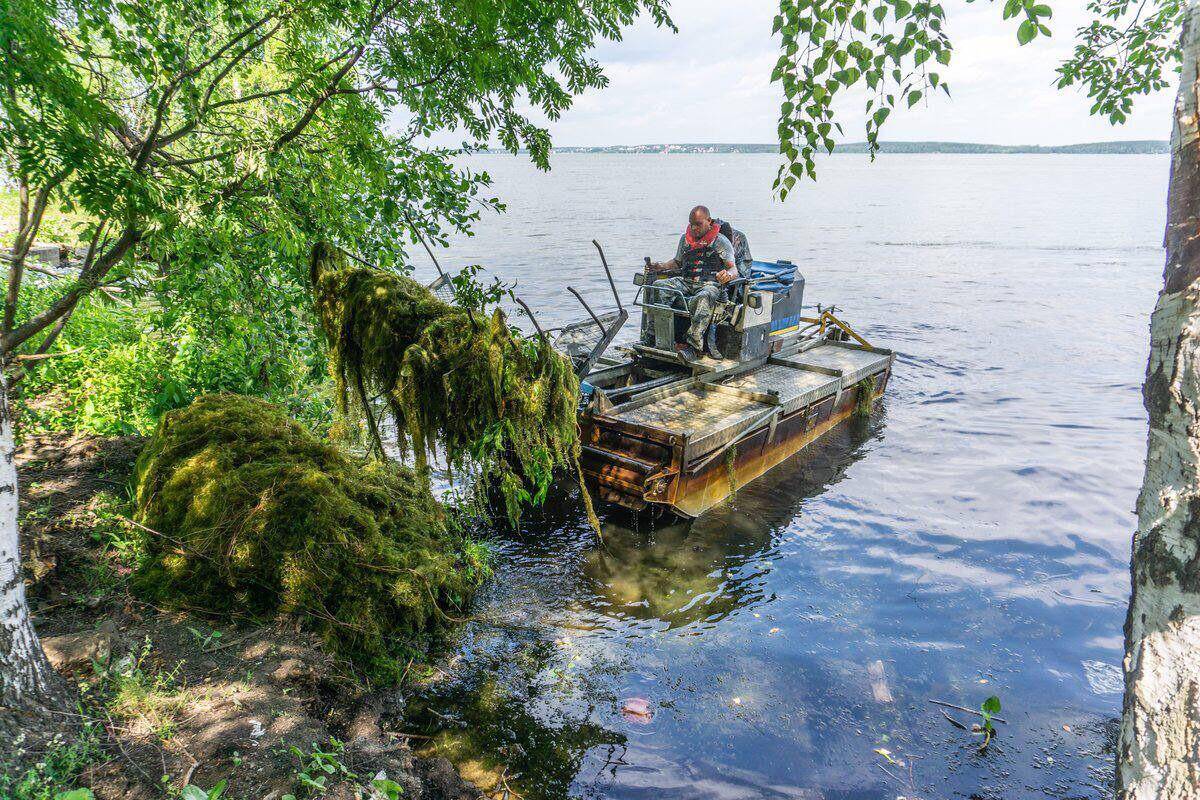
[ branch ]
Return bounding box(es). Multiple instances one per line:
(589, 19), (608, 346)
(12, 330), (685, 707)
(3, 227), (141, 354)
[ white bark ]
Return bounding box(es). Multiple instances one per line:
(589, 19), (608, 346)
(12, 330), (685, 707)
(1120, 3), (1200, 795)
(0, 362), (57, 705)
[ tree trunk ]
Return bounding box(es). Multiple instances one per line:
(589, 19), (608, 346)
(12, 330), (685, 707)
(0, 361), (61, 708)
(1119, 2), (1200, 795)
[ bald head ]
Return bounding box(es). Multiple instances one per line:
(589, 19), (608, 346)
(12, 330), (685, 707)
(687, 205), (714, 239)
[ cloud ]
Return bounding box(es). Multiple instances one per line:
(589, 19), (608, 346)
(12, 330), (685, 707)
(416, 0), (1176, 148)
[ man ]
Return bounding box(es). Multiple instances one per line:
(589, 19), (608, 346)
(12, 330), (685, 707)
(716, 218), (753, 277)
(647, 205), (738, 360)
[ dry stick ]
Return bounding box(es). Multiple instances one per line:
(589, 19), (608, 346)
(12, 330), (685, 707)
(940, 709), (969, 730)
(202, 626), (266, 654)
(927, 699), (1008, 724)
(102, 708), (156, 786)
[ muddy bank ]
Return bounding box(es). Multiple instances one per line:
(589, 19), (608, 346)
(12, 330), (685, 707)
(11, 432), (481, 800)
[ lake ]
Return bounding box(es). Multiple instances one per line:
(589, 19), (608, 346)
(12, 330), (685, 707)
(405, 153), (1167, 799)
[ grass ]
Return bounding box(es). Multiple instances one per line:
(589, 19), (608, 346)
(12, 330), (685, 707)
(90, 638), (191, 743)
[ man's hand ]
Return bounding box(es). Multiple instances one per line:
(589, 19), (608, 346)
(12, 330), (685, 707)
(716, 268), (736, 285)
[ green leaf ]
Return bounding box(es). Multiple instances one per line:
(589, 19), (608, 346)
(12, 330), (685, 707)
(1017, 19), (1037, 45)
(54, 792), (95, 800)
(894, 0), (913, 19)
(982, 695), (1001, 715)
(907, 90), (922, 107)
(873, 107), (890, 126)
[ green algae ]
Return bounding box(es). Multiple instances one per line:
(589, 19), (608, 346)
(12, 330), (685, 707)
(310, 242), (596, 529)
(854, 376), (876, 417)
(132, 393), (489, 683)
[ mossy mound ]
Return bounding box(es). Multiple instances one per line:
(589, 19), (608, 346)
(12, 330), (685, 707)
(310, 243), (593, 528)
(132, 394), (489, 681)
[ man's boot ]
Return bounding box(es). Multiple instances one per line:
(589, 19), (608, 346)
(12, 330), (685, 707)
(675, 341), (701, 362)
(705, 323), (721, 358)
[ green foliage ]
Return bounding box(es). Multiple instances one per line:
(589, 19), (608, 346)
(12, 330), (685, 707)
(90, 637), (190, 742)
(772, 0), (954, 191)
(282, 739), (356, 799)
(180, 782), (227, 800)
(12, 277), (330, 436)
(0, 0), (674, 371)
(0, 722), (103, 800)
(310, 243), (593, 529)
(773, 0), (1181, 186)
(1056, 0), (1185, 124)
(978, 694), (1001, 750)
(132, 394), (490, 681)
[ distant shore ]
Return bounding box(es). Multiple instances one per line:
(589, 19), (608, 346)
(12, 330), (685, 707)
(486, 140), (1169, 155)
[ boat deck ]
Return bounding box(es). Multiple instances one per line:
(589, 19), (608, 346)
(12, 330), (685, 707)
(775, 342), (892, 386)
(610, 386), (769, 437)
(581, 340), (896, 517)
(723, 362), (841, 414)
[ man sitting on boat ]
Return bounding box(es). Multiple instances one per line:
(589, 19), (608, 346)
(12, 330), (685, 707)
(647, 205), (739, 360)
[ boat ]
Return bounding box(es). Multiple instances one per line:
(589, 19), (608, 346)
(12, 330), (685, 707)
(560, 242), (893, 518)
(428, 239), (894, 519)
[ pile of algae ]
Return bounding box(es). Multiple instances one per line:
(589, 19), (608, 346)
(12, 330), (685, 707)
(310, 242), (595, 528)
(132, 394), (489, 682)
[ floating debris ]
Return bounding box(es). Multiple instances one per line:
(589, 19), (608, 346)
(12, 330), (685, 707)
(621, 697), (654, 723)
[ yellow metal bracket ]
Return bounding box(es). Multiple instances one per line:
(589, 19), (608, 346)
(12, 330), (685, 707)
(798, 310), (872, 348)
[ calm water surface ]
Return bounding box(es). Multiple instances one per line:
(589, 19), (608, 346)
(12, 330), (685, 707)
(405, 154), (1167, 799)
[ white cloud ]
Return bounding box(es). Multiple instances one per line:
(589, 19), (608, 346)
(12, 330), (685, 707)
(428, 0), (1176, 147)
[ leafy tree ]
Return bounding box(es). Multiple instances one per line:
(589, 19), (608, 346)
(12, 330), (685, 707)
(0, 0), (671, 761)
(774, 0), (1200, 793)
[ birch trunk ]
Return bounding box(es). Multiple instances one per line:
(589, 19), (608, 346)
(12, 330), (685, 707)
(0, 362), (60, 708)
(1119, 3), (1200, 795)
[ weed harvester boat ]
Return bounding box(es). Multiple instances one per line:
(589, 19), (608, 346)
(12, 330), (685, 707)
(431, 240), (894, 519)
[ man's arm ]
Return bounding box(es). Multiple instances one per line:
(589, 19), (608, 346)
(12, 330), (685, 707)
(650, 236), (686, 273)
(715, 234), (738, 283)
(734, 231), (752, 277)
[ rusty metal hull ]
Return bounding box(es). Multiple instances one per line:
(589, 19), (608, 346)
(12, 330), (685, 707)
(580, 358), (891, 518)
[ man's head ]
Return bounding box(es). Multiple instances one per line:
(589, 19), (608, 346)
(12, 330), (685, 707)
(688, 205), (713, 238)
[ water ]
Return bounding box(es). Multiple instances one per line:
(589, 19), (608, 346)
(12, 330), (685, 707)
(405, 153), (1167, 799)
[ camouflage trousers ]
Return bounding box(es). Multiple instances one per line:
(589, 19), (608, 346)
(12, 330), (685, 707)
(650, 277), (724, 350)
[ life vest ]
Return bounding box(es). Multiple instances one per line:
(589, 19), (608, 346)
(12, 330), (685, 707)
(682, 223), (728, 282)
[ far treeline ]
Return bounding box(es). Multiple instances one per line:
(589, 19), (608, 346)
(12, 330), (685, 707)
(537, 140), (1170, 154)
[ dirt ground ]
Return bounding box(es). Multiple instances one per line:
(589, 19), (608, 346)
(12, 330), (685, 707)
(14, 432), (481, 800)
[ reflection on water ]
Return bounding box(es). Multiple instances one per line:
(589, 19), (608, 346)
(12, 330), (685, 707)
(402, 154), (1160, 800)
(583, 418), (873, 632)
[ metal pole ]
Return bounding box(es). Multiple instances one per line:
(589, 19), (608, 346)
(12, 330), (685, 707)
(592, 240), (624, 313)
(567, 286), (606, 332)
(513, 296), (546, 339)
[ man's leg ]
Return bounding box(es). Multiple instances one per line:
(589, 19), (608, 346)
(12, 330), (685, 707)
(641, 277), (689, 346)
(684, 283), (722, 351)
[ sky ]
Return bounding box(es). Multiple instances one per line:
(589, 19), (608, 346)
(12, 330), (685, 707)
(461, 0), (1178, 147)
